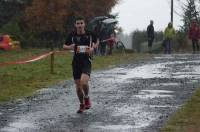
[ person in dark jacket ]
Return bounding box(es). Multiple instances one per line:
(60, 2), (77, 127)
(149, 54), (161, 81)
(147, 20), (155, 53)
(188, 19), (200, 53)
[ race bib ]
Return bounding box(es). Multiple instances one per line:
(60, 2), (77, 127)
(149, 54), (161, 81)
(77, 46), (89, 53)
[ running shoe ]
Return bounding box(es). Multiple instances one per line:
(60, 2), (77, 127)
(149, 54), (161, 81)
(77, 104), (85, 113)
(84, 97), (91, 109)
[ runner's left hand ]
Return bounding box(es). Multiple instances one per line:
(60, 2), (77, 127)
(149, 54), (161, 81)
(86, 47), (94, 55)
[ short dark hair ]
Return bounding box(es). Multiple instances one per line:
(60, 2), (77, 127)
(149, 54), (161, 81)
(74, 16), (85, 23)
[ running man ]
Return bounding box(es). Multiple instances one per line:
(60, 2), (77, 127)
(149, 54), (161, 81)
(63, 16), (97, 113)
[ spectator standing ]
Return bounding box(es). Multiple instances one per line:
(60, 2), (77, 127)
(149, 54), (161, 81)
(164, 22), (175, 54)
(147, 20), (155, 53)
(188, 19), (200, 53)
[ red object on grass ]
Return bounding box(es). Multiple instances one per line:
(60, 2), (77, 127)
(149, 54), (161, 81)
(0, 35), (12, 51)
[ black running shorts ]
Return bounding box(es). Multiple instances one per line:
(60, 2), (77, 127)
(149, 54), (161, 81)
(72, 59), (91, 80)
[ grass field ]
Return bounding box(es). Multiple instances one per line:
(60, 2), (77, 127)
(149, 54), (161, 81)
(0, 49), (150, 102)
(161, 88), (200, 132)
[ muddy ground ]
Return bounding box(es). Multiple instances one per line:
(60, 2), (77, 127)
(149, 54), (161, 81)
(0, 54), (200, 132)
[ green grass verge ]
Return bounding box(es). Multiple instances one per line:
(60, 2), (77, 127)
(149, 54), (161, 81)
(0, 48), (49, 62)
(161, 88), (200, 132)
(0, 49), (150, 102)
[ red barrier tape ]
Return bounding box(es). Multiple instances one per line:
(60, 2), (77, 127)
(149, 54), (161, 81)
(0, 51), (54, 67)
(101, 38), (115, 43)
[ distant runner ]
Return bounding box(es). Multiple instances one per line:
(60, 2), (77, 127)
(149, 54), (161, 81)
(63, 16), (97, 113)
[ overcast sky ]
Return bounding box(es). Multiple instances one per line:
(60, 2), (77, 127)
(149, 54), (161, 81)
(112, 0), (183, 34)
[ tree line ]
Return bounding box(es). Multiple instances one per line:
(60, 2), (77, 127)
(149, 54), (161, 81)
(0, 0), (119, 48)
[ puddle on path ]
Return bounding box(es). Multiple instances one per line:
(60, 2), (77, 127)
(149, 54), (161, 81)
(151, 83), (180, 87)
(1, 121), (36, 132)
(98, 63), (167, 82)
(99, 60), (200, 83)
(135, 90), (174, 99)
(94, 125), (134, 130)
(149, 105), (179, 108)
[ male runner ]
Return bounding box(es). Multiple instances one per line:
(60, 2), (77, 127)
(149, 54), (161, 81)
(63, 16), (97, 113)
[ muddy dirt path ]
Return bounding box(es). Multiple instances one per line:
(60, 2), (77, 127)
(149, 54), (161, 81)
(1, 54), (200, 132)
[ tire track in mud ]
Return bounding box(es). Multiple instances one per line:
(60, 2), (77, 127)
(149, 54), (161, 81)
(1, 54), (200, 132)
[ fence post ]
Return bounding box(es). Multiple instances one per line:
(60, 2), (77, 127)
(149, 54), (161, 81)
(50, 43), (54, 74)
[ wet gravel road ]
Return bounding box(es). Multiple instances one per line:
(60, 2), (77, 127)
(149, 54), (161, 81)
(1, 54), (200, 132)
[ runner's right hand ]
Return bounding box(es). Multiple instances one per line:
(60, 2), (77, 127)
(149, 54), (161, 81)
(70, 44), (75, 50)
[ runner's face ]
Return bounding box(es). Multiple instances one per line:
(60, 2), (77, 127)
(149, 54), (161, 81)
(75, 20), (85, 31)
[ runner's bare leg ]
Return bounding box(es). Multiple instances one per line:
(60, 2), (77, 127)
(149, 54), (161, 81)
(75, 80), (84, 104)
(81, 74), (90, 97)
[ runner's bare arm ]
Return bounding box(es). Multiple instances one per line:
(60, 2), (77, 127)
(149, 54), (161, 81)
(93, 39), (99, 49)
(63, 44), (75, 50)
(86, 46), (94, 55)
